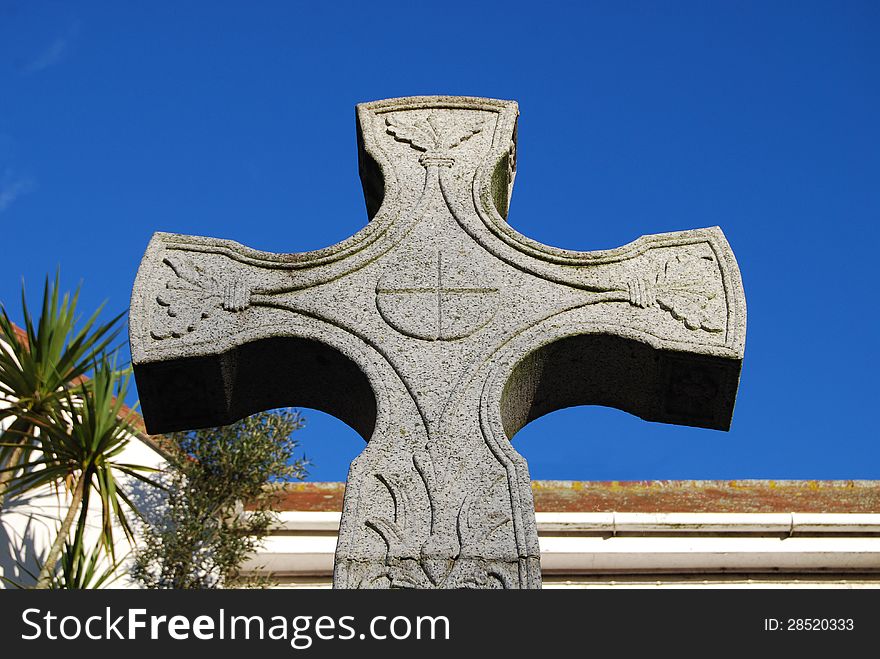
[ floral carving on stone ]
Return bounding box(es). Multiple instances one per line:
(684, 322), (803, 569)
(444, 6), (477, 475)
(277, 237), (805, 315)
(151, 255), (250, 340)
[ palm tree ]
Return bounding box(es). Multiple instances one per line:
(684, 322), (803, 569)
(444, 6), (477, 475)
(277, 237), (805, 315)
(0, 358), (158, 588)
(0, 274), (123, 507)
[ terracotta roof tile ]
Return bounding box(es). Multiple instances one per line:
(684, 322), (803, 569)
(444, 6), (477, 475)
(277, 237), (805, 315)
(267, 480), (880, 513)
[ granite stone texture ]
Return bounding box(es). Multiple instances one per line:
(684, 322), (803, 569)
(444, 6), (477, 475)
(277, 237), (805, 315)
(130, 96), (747, 589)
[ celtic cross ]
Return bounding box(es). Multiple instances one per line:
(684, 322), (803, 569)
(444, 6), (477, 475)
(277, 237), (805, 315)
(130, 96), (746, 589)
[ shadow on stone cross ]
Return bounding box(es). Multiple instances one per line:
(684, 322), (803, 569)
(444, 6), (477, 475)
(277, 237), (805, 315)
(129, 96), (747, 589)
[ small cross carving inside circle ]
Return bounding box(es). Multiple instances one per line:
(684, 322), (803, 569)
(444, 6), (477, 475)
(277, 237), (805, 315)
(376, 248), (499, 341)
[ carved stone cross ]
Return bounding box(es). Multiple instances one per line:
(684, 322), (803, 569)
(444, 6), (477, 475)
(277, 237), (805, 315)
(130, 96), (746, 589)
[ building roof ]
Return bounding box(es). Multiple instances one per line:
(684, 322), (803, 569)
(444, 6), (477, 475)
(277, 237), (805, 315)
(269, 480), (880, 513)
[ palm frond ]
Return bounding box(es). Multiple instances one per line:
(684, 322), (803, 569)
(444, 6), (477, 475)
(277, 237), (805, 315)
(0, 273), (124, 482)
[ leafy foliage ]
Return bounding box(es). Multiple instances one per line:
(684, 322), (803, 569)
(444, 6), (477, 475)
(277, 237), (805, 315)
(0, 273), (124, 505)
(131, 409), (308, 589)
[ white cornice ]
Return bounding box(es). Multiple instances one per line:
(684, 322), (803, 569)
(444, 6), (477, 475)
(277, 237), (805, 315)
(242, 511), (880, 579)
(268, 511), (880, 535)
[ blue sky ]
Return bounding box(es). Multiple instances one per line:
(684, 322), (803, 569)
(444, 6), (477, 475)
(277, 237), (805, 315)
(1, 2), (878, 481)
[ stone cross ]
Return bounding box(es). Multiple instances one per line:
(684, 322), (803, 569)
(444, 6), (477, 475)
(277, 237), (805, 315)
(130, 96), (746, 589)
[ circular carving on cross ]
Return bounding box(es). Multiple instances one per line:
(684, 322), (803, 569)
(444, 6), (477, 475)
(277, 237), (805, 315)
(376, 248), (499, 341)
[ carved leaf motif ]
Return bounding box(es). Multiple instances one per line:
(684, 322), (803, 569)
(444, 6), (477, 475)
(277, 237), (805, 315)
(626, 254), (723, 333)
(442, 118), (488, 150)
(457, 473), (511, 550)
(385, 116), (434, 151)
(653, 254), (724, 332)
(365, 472), (420, 562)
(366, 451), (513, 589)
(151, 255), (250, 340)
(386, 562), (432, 589)
(385, 114), (488, 154)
